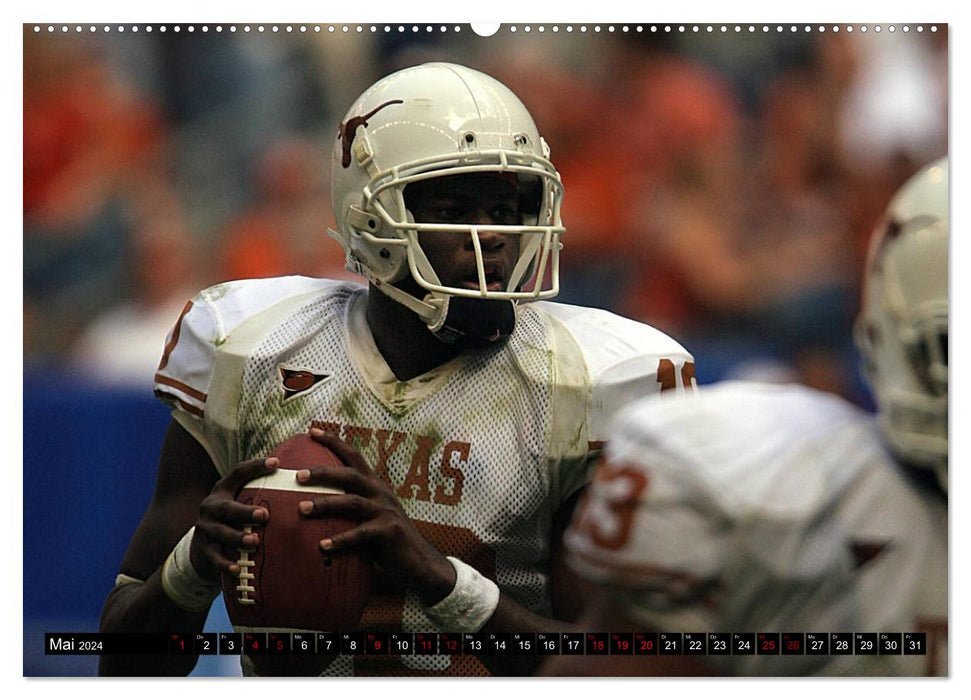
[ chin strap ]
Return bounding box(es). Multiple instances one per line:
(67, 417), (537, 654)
(426, 296), (463, 344)
(429, 295), (517, 347)
(348, 251), (516, 347)
(358, 262), (463, 342)
(328, 225), (443, 325)
(372, 275), (444, 325)
(372, 274), (516, 347)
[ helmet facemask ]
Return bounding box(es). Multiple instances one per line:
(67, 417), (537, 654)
(855, 162), (948, 492)
(328, 62), (565, 347)
(338, 155), (563, 346)
(857, 303), (948, 480)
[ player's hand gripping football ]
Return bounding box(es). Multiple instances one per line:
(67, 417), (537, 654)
(297, 428), (458, 606)
(188, 456), (279, 581)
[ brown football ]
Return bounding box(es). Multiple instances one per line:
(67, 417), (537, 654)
(221, 433), (373, 634)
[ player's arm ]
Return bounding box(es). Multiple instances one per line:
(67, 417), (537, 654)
(98, 420), (276, 676)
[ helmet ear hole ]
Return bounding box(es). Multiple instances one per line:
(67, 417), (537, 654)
(347, 206), (383, 236)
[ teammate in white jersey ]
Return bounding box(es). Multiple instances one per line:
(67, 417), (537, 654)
(546, 157), (948, 676)
(98, 62), (695, 676)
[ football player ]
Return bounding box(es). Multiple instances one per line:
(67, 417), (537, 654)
(543, 157), (948, 676)
(98, 62), (695, 676)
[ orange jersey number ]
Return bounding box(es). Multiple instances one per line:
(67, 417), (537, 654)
(571, 459), (648, 551)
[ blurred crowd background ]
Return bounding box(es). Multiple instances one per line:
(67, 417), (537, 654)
(23, 23), (948, 402)
(21, 23), (947, 675)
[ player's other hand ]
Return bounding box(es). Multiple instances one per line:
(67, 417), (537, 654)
(189, 457), (279, 581)
(298, 429), (457, 606)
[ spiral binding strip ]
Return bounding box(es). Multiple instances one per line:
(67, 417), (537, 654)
(29, 24), (941, 35)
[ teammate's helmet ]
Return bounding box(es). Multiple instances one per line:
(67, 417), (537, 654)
(855, 157), (948, 491)
(328, 62), (564, 335)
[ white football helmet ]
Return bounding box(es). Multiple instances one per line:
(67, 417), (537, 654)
(328, 62), (564, 339)
(855, 156), (948, 490)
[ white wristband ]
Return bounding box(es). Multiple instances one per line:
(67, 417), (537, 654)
(161, 526), (221, 612)
(422, 557), (500, 633)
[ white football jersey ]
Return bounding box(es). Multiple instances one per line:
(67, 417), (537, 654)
(153, 276), (694, 675)
(565, 381), (947, 676)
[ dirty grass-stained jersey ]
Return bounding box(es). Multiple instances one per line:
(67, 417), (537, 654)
(566, 381), (947, 676)
(153, 276), (695, 675)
